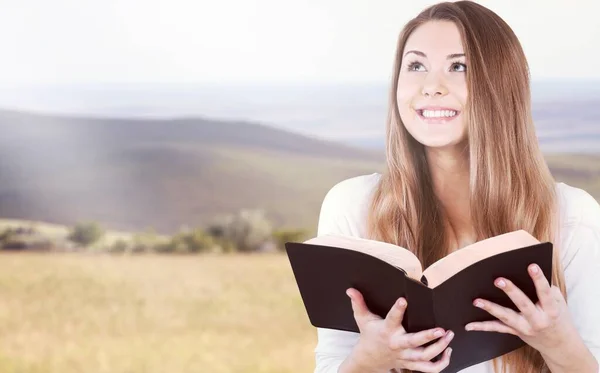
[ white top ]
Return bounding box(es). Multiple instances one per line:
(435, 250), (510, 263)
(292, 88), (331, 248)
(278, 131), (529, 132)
(313, 173), (600, 373)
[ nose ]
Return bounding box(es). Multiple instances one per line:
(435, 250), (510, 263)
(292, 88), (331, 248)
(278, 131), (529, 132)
(421, 74), (448, 97)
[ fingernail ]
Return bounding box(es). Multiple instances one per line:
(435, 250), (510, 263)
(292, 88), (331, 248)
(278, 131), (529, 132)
(447, 347), (452, 356)
(465, 325), (473, 331)
(495, 279), (506, 288)
(397, 298), (406, 307)
(446, 331), (454, 341)
(474, 300), (484, 308)
(530, 264), (539, 274)
(434, 329), (444, 338)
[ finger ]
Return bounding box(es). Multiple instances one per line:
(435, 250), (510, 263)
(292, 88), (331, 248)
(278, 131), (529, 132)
(548, 286), (566, 315)
(385, 297), (407, 330)
(465, 320), (519, 335)
(418, 330), (455, 361)
(473, 298), (529, 333)
(400, 347), (452, 373)
(528, 264), (555, 311)
(346, 288), (380, 327)
(399, 330), (454, 361)
(494, 277), (539, 322)
(389, 327), (445, 350)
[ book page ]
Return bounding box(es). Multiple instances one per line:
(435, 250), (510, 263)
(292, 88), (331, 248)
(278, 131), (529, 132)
(304, 234), (423, 281)
(422, 230), (540, 288)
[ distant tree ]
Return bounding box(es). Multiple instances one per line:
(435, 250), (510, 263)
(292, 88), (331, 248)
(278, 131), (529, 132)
(272, 228), (309, 251)
(68, 221), (105, 247)
(207, 209), (273, 252)
(182, 229), (217, 253)
(0, 226), (56, 251)
(130, 228), (163, 253)
(159, 228), (216, 253)
(0, 228), (15, 246)
(109, 239), (130, 253)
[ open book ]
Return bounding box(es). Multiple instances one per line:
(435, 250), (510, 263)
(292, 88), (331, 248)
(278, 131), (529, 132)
(285, 230), (553, 373)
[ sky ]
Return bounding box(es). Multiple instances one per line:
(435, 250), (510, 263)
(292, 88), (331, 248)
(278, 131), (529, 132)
(1, 0), (599, 86)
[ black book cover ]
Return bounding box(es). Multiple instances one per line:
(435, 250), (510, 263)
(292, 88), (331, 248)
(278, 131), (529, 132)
(285, 241), (553, 373)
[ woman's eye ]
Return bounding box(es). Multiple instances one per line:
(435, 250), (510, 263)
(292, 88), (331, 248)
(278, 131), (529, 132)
(451, 62), (467, 72)
(407, 62), (425, 72)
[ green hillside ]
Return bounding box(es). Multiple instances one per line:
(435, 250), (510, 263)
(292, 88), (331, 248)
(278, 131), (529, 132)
(0, 110), (382, 234)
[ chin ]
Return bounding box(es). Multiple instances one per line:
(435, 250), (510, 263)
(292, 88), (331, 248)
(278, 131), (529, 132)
(405, 128), (467, 149)
(403, 117), (467, 151)
(414, 137), (466, 150)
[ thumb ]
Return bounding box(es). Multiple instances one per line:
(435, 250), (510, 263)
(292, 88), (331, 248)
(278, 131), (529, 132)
(347, 288), (380, 327)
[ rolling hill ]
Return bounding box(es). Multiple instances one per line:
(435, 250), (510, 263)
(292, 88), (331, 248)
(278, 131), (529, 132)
(0, 109), (598, 235)
(0, 109), (383, 234)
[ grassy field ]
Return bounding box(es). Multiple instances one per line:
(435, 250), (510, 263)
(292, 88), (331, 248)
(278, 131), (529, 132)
(0, 252), (317, 373)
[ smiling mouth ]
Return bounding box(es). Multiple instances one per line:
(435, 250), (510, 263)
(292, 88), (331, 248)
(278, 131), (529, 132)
(416, 109), (460, 122)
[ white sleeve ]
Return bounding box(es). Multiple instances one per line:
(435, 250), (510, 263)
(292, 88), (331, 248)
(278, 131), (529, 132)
(560, 193), (600, 366)
(314, 328), (361, 373)
(312, 179), (366, 373)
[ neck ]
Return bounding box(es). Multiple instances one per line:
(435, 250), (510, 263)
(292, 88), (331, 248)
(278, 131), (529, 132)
(425, 146), (474, 248)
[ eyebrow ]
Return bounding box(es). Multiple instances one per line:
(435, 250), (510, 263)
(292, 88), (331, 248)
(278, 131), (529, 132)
(404, 50), (465, 59)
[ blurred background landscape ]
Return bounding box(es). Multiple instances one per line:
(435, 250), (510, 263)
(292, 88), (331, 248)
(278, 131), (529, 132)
(0, 0), (599, 372)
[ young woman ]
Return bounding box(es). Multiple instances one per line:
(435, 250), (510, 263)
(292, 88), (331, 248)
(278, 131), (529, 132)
(313, 1), (600, 373)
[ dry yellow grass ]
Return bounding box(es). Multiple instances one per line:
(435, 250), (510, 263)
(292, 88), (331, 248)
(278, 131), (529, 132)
(0, 252), (318, 373)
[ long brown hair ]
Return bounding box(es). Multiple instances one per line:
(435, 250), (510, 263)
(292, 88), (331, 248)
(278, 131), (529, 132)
(366, 1), (566, 372)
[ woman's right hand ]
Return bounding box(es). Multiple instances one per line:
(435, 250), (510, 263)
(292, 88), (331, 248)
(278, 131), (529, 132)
(340, 288), (454, 373)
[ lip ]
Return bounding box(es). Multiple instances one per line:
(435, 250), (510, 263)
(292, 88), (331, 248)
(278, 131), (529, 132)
(415, 107), (460, 124)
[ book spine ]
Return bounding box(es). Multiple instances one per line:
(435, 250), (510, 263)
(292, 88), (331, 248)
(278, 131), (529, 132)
(404, 278), (436, 333)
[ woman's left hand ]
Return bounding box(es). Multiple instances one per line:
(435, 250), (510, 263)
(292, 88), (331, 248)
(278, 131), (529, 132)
(464, 263), (577, 355)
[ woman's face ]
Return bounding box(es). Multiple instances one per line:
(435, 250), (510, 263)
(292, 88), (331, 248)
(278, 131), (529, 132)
(397, 21), (468, 150)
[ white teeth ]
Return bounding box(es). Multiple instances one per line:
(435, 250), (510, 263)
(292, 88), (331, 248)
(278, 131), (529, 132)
(421, 109), (457, 118)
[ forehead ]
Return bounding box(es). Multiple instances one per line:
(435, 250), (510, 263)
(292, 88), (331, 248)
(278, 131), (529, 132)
(403, 21), (464, 58)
